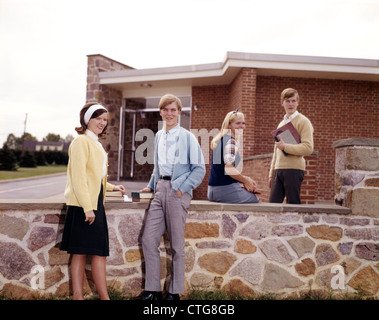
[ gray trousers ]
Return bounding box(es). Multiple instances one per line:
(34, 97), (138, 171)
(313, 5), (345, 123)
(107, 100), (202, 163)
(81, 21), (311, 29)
(141, 180), (191, 294)
(208, 182), (259, 203)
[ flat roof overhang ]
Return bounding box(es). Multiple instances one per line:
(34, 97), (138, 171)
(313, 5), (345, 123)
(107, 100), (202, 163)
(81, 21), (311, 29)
(97, 51), (379, 92)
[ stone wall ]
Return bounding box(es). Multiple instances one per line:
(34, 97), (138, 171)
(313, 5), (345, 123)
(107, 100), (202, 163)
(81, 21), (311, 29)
(333, 138), (379, 217)
(1, 201), (378, 299)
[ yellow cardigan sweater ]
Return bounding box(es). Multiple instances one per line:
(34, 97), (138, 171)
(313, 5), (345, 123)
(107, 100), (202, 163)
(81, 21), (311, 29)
(269, 113), (314, 178)
(64, 133), (115, 212)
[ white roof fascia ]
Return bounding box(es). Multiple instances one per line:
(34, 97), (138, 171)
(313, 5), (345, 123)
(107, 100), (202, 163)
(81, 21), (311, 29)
(99, 62), (225, 84)
(227, 59), (379, 78)
(227, 53), (379, 80)
(98, 52), (379, 85)
(224, 51), (379, 67)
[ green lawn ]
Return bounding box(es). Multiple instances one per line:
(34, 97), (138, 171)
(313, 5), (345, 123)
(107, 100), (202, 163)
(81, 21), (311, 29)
(0, 165), (67, 180)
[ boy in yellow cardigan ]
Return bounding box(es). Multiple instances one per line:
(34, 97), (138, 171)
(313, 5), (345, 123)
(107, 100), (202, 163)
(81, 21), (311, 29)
(269, 88), (314, 204)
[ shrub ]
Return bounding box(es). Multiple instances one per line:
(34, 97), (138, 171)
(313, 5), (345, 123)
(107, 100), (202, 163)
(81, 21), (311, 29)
(19, 151), (37, 168)
(0, 145), (17, 171)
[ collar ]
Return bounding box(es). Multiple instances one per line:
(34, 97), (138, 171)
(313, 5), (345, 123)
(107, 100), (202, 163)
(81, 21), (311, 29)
(165, 124), (180, 135)
(284, 111), (299, 123)
(85, 129), (99, 142)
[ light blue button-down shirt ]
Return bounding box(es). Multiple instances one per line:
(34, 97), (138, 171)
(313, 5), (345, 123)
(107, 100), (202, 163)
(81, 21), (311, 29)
(148, 125), (206, 196)
(157, 124), (180, 176)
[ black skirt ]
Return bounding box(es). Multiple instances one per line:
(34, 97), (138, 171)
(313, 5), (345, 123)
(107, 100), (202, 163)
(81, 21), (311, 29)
(60, 185), (109, 256)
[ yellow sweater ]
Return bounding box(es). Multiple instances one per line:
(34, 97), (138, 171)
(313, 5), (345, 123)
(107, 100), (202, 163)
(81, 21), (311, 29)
(64, 133), (115, 212)
(269, 113), (314, 178)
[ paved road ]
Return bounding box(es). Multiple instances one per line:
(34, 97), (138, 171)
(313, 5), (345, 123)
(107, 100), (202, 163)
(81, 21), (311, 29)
(0, 173), (67, 200)
(0, 174), (147, 201)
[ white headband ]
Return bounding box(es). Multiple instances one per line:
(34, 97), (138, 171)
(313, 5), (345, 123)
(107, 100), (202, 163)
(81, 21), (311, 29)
(84, 104), (108, 125)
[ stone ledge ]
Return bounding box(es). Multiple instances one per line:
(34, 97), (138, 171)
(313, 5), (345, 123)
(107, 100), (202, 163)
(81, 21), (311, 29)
(0, 199), (352, 215)
(188, 201), (351, 214)
(332, 137), (379, 148)
(244, 151), (319, 161)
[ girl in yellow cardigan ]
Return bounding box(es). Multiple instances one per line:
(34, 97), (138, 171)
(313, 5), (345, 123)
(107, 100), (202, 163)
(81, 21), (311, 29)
(61, 103), (126, 300)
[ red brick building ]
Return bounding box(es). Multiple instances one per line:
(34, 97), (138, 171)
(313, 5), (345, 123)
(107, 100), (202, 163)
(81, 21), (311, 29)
(86, 52), (379, 204)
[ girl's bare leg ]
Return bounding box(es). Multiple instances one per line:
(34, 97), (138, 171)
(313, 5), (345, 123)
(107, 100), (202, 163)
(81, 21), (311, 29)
(70, 254), (87, 300)
(91, 255), (110, 300)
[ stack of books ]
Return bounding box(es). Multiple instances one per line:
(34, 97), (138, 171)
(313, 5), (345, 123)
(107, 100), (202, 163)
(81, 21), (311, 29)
(271, 122), (300, 156)
(105, 191), (126, 202)
(131, 192), (154, 202)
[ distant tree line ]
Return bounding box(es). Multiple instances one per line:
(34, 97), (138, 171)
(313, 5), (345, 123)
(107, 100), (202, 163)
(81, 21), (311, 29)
(0, 132), (73, 171)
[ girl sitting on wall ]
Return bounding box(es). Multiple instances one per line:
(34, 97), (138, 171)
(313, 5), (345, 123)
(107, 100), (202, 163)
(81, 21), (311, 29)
(208, 109), (259, 204)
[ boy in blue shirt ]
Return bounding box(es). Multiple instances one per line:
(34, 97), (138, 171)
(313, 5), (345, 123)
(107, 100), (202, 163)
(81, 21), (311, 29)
(139, 94), (205, 300)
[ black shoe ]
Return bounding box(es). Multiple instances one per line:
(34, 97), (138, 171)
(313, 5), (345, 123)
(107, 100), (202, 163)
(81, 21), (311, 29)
(164, 293), (180, 300)
(138, 291), (163, 300)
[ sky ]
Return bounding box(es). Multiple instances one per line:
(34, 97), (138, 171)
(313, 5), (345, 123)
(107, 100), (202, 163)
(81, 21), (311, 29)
(1, 0), (378, 146)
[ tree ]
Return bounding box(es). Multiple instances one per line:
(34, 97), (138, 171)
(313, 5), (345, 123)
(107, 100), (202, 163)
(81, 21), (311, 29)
(0, 145), (17, 171)
(4, 133), (17, 149)
(19, 151), (37, 168)
(35, 150), (47, 166)
(22, 132), (37, 141)
(4, 133), (37, 150)
(44, 133), (62, 142)
(65, 134), (74, 143)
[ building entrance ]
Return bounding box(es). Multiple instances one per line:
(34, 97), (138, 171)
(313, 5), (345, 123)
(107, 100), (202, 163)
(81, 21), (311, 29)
(117, 96), (191, 181)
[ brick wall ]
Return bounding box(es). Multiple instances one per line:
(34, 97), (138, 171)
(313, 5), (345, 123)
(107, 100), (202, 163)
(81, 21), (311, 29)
(228, 68), (257, 157)
(191, 69), (259, 200)
(86, 58), (379, 203)
(302, 154), (318, 204)
(243, 153), (317, 204)
(86, 55), (133, 179)
(255, 77), (379, 202)
(191, 73), (379, 202)
(191, 85), (230, 200)
(242, 155), (272, 203)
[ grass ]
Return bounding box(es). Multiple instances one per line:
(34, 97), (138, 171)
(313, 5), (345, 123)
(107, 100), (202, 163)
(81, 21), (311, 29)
(76, 287), (377, 300)
(0, 286), (375, 300)
(0, 165), (67, 180)
(184, 288), (373, 300)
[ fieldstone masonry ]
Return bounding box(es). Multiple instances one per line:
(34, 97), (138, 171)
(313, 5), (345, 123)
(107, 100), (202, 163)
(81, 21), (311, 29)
(1, 201), (379, 299)
(1, 138), (378, 299)
(333, 138), (379, 217)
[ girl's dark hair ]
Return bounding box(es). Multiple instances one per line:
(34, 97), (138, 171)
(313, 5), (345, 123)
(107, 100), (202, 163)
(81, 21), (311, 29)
(75, 102), (108, 138)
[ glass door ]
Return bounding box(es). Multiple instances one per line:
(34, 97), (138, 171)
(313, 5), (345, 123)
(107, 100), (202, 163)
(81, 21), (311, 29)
(117, 96), (191, 181)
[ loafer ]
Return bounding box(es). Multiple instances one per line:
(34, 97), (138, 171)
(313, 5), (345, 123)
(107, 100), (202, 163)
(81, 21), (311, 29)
(164, 293), (180, 300)
(138, 291), (163, 300)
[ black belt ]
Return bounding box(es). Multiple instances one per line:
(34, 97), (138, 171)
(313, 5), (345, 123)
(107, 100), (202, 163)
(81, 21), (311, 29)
(159, 175), (171, 180)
